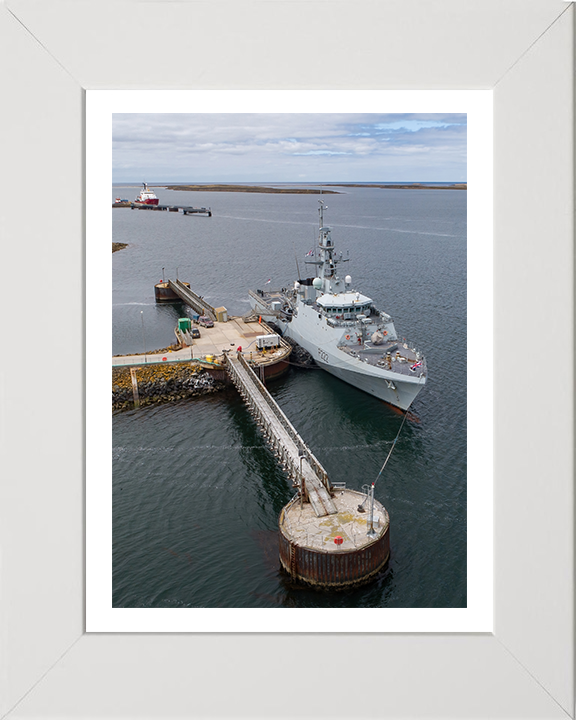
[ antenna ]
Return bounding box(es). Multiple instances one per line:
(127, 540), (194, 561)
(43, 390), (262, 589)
(318, 199), (327, 228)
(293, 243), (301, 281)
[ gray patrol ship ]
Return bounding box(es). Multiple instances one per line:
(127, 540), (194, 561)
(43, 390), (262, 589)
(249, 201), (427, 410)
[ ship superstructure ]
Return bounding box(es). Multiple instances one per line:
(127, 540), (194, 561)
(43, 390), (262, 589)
(249, 201), (427, 410)
(134, 182), (159, 205)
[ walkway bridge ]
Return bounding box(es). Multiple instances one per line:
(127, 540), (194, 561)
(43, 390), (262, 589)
(225, 351), (337, 517)
(167, 279), (217, 321)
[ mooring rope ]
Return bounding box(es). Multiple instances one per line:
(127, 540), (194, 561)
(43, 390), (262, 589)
(373, 410), (409, 487)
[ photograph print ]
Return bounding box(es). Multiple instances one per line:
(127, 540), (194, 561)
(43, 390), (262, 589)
(111, 112), (467, 609)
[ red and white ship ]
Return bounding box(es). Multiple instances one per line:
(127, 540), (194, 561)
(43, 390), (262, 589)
(134, 182), (159, 205)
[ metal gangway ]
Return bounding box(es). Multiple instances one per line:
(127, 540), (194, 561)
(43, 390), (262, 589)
(225, 352), (337, 517)
(167, 279), (217, 321)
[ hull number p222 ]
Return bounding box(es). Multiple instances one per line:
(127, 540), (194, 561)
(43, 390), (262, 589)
(317, 348), (329, 364)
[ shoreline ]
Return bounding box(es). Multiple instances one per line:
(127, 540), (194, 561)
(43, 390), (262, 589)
(324, 182), (467, 190)
(163, 184), (339, 194)
(160, 182), (466, 193)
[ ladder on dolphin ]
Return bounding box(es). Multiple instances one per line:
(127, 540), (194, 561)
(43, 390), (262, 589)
(225, 351), (337, 517)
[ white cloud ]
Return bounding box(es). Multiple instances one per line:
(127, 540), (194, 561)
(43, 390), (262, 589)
(112, 113), (467, 182)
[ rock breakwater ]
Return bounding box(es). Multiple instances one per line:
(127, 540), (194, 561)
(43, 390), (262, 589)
(113, 362), (226, 411)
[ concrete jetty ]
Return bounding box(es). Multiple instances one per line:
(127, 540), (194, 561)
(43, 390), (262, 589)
(113, 202), (211, 215)
(112, 316), (291, 373)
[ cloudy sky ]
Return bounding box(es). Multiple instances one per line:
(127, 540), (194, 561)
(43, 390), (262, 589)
(112, 113), (466, 184)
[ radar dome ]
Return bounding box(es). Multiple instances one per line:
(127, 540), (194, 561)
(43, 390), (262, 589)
(294, 281), (300, 290)
(345, 275), (352, 285)
(312, 278), (323, 290)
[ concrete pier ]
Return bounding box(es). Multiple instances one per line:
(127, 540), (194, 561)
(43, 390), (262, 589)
(113, 202), (211, 215)
(112, 316), (291, 374)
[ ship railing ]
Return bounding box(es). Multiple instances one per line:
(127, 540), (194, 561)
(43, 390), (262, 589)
(248, 288), (268, 303)
(248, 287), (284, 302)
(373, 351), (426, 378)
(386, 360), (426, 378)
(326, 318), (360, 328)
(247, 289), (292, 319)
(362, 336), (423, 357)
(395, 340), (425, 360)
(229, 352), (331, 493)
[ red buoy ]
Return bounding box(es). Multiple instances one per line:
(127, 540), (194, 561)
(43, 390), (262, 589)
(334, 536), (343, 545)
(162, 357), (167, 361)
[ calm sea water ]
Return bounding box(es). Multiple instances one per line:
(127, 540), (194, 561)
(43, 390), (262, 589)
(112, 185), (467, 608)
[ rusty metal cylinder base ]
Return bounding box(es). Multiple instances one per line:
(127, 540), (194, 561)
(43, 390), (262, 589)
(278, 489), (390, 589)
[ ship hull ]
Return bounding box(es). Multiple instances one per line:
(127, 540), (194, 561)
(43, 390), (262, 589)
(249, 295), (425, 410)
(283, 323), (424, 410)
(316, 359), (423, 409)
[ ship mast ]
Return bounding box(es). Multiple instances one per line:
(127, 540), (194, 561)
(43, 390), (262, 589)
(316, 200), (348, 291)
(318, 200), (336, 285)
(304, 200), (349, 289)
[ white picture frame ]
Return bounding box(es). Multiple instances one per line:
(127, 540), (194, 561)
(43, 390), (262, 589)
(1, 1), (573, 718)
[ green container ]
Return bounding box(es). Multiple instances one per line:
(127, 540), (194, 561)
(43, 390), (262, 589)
(178, 318), (192, 331)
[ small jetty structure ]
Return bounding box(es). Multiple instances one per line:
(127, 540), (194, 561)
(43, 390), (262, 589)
(155, 278), (217, 320)
(112, 315), (292, 382)
(113, 200), (211, 215)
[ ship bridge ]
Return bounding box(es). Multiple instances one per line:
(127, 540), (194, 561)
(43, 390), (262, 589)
(316, 292), (372, 312)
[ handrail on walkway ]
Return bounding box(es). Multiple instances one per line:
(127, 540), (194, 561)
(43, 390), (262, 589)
(168, 279), (217, 321)
(226, 351), (331, 494)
